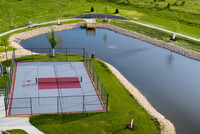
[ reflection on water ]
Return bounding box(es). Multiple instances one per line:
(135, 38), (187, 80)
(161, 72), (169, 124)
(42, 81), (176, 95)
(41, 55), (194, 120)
(20, 28), (200, 134)
(86, 28), (96, 36)
(166, 51), (174, 66)
(103, 32), (107, 44)
(57, 32), (64, 48)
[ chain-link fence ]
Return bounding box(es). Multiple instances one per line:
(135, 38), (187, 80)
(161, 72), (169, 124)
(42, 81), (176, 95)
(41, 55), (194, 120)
(4, 48), (108, 116)
(4, 49), (15, 116)
(5, 95), (105, 116)
(84, 53), (108, 111)
(15, 48), (85, 62)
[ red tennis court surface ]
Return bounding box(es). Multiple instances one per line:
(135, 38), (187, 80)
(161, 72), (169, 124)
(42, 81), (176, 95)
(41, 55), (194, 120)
(38, 77), (81, 89)
(8, 62), (105, 116)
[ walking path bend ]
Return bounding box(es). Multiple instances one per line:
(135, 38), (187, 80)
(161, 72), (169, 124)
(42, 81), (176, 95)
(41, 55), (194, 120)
(0, 96), (44, 134)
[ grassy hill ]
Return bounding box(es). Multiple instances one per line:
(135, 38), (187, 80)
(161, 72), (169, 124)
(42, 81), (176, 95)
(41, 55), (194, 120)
(0, 0), (199, 38)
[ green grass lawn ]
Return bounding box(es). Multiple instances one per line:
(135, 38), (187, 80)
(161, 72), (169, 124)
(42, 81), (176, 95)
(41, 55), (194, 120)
(30, 58), (160, 134)
(0, 0), (199, 38)
(7, 129), (28, 134)
(99, 19), (200, 53)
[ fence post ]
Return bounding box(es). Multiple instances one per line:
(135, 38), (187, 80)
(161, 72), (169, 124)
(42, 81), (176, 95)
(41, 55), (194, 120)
(30, 98), (33, 115)
(106, 94), (108, 111)
(83, 48), (85, 61)
(49, 49), (51, 62)
(31, 48), (33, 62)
(93, 67), (95, 81)
(4, 98), (7, 117)
(101, 83), (103, 99)
(66, 48), (68, 61)
(83, 95), (85, 113)
(57, 96), (59, 114)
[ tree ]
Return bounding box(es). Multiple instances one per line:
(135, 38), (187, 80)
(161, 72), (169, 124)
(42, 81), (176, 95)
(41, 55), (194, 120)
(115, 8), (119, 14)
(104, 5), (107, 22)
(47, 28), (58, 57)
(6, 8), (15, 28)
(91, 6), (94, 12)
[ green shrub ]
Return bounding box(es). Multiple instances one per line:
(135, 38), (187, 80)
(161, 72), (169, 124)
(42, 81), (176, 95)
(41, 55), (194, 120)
(115, 8), (119, 14)
(166, 3), (171, 9)
(181, 1), (186, 6)
(91, 6), (94, 12)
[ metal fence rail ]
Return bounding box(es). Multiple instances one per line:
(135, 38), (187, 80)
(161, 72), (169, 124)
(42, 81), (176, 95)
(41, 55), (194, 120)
(4, 49), (15, 116)
(4, 48), (108, 116)
(15, 48), (86, 62)
(84, 53), (108, 111)
(5, 95), (106, 116)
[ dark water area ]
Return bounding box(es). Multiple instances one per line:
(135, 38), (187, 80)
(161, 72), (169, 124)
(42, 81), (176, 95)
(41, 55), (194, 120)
(21, 28), (200, 134)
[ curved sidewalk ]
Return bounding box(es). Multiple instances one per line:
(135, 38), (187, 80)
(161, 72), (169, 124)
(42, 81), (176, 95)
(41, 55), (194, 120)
(0, 96), (44, 134)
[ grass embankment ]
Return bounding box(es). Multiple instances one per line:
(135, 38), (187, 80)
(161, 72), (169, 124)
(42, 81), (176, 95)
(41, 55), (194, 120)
(29, 58), (160, 134)
(98, 19), (200, 53)
(7, 129), (28, 134)
(0, 0), (199, 38)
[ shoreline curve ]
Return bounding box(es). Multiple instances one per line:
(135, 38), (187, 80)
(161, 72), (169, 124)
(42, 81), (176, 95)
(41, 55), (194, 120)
(0, 22), (177, 133)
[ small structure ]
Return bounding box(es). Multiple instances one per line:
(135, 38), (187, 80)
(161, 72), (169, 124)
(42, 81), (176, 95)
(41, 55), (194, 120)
(85, 19), (96, 29)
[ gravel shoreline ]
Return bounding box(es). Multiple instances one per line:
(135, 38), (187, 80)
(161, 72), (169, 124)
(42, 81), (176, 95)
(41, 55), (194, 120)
(0, 22), (178, 133)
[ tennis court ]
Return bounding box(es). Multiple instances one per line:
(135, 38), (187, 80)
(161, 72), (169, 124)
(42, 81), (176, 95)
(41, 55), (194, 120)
(8, 61), (105, 116)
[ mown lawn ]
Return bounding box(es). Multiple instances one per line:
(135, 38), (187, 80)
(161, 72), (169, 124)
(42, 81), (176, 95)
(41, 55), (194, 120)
(0, 0), (199, 38)
(7, 129), (28, 134)
(29, 59), (160, 134)
(99, 19), (200, 53)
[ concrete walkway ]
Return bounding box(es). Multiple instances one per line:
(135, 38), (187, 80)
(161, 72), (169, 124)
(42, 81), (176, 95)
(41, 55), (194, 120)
(0, 96), (44, 134)
(0, 17), (199, 42)
(127, 20), (200, 42)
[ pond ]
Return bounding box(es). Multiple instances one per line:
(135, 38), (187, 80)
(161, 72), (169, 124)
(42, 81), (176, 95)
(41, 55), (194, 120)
(20, 28), (200, 134)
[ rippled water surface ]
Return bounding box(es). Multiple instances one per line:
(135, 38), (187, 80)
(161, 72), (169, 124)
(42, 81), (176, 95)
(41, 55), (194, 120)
(21, 28), (200, 134)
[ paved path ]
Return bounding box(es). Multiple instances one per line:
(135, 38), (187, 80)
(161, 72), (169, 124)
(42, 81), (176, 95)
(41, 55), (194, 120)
(0, 96), (44, 134)
(0, 17), (199, 42)
(127, 20), (200, 42)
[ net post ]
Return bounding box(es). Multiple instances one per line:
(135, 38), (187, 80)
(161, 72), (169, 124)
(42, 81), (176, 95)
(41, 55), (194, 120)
(30, 97), (33, 115)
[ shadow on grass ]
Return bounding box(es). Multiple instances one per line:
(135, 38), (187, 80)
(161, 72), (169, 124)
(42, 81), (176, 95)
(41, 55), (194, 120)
(30, 112), (103, 125)
(112, 128), (127, 134)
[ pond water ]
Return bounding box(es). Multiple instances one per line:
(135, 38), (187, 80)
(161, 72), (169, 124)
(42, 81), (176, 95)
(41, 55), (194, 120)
(20, 28), (200, 134)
